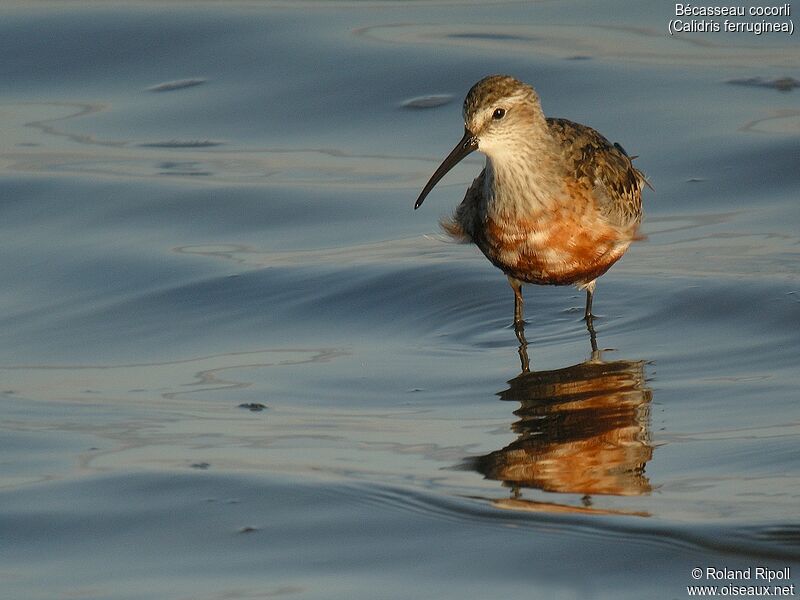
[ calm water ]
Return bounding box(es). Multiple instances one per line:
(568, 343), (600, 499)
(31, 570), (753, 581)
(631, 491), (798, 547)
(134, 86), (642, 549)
(1, 1), (798, 598)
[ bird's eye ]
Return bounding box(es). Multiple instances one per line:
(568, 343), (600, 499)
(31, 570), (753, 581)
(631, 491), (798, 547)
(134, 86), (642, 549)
(492, 108), (506, 120)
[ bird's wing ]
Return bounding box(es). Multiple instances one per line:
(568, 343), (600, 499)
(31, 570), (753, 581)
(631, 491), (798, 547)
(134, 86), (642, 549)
(546, 118), (646, 228)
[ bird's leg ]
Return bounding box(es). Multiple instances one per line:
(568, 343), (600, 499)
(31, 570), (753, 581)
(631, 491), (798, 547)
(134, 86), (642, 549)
(509, 277), (524, 327)
(583, 281), (596, 321)
(508, 277), (530, 373)
(582, 281), (599, 354)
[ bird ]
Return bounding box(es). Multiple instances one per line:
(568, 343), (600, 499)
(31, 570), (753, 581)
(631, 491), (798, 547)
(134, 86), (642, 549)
(414, 75), (647, 330)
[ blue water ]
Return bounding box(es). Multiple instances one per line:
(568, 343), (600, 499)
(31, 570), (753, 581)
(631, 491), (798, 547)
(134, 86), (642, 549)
(1, 1), (798, 598)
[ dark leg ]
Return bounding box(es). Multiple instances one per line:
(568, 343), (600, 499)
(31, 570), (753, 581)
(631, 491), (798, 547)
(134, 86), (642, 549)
(583, 281), (598, 354)
(508, 277), (530, 373)
(584, 287), (594, 321)
(509, 277), (524, 327)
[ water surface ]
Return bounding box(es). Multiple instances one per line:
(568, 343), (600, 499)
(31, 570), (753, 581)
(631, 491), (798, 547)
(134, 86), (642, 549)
(1, 1), (798, 598)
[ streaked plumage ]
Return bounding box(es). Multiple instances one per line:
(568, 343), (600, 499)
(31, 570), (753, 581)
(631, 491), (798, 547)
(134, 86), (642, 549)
(415, 75), (647, 326)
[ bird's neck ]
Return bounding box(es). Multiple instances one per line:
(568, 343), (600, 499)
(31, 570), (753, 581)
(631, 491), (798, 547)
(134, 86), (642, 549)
(482, 134), (564, 220)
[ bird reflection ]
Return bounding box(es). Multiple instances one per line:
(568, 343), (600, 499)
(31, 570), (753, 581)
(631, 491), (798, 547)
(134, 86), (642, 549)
(470, 320), (654, 516)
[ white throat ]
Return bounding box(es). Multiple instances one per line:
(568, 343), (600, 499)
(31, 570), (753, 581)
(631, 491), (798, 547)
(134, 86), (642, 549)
(481, 140), (562, 219)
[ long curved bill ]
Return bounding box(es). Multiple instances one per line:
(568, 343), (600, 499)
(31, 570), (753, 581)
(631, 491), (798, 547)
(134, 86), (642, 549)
(414, 129), (478, 210)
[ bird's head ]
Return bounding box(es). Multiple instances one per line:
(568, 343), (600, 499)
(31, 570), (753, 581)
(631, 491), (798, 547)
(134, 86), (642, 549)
(414, 75), (545, 210)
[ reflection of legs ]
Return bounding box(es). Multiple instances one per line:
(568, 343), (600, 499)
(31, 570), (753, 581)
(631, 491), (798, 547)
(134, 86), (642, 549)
(586, 313), (598, 355)
(514, 319), (530, 374)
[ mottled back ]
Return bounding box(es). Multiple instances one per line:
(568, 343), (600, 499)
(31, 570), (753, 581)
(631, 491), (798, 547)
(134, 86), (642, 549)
(547, 118), (646, 229)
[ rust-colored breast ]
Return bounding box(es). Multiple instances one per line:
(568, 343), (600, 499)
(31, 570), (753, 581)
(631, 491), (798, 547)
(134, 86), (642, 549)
(479, 182), (634, 286)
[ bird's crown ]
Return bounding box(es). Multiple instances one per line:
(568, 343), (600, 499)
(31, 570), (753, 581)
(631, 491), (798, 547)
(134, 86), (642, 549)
(463, 75), (539, 121)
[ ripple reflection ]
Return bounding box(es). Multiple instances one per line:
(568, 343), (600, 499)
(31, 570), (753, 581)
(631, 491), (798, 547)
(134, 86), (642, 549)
(470, 326), (654, 516)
